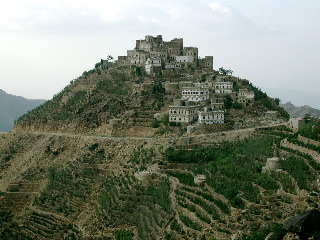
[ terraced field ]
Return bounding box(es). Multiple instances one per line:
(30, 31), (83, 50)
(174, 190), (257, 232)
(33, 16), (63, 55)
(0, 125), (319, 239)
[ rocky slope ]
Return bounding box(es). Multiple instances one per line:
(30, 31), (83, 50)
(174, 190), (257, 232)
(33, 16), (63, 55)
(0, 124), (319, 239)
(0, 89), (46, 132)
(2, 40), (316, 239)
(14, 66), (288, 137)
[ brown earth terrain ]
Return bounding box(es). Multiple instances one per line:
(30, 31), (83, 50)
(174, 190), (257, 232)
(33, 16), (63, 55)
(0, 123), (319, 239)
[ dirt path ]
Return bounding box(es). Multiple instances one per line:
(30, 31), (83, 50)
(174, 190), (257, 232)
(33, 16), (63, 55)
(17, 122), (287, 142)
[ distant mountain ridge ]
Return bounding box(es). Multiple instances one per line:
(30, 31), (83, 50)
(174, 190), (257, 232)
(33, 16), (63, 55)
(280, 102), (320, 118)
(0, 89), (46, 132)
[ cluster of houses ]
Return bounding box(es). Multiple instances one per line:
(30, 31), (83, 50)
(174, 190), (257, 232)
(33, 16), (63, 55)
(99, 34), (255, 126)
(100, 34), (213, 74)
(167, 77), (255, 125)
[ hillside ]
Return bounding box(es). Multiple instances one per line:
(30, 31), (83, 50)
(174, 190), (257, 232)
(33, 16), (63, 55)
(14, 34), (289, 136)
(280, 102), (320, 118)
(0, 89), (46, 132)
(2, 35), (316, 239)
(14, 66), (288, 136)
(1, 123), (320, 239)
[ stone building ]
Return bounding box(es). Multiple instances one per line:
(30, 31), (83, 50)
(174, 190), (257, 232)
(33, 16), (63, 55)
(211, 97), (224, 110)
(214, 80), (233, 94)
(236, 88), (255, 105)
(145, 57), (162, 75)
(199, 56), (214, 71)
(169, 99), (199, 123)
(165, 63), (182, 70)
(262, 157), (281, 173)
(198, 107), (224, 124)
(100, 59), (114, 70)
(289, 117), (306, 130)
(181, 86), (210, 102)
(115, 35), (214, 73)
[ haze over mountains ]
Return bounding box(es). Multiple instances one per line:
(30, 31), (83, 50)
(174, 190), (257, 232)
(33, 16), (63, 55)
(0, 89), (46, 132)
(280, 102), (320, 118)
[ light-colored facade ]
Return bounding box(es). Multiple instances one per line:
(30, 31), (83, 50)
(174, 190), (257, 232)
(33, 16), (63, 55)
(289, 117), (306, 130)
(176, 55), (194, 63)
(198, 107), (224, 124)
(165, 63), (181, 69)
(214, 81), (233, 94)
(237, 89), (255, 104)
(145, 58), (162, 74)
(169, 99), (199, 123)
(181, 87), (210, 102)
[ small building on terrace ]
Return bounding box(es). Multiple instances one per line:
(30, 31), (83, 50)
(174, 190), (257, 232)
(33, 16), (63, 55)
(289, 117), (306, 130)
(198, 107), (224, 124)
(181, 86), (210, 102)
(145, 57), (162, 75)
(214, 81), (233, 94)
(237, 88), (255, 105)
(169, 99), (199, 123)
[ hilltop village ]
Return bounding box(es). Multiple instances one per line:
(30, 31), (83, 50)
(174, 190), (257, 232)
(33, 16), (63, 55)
(15, 34), (289, 136)
(99, 35), (257, 131)
(5, 35), (320, 240)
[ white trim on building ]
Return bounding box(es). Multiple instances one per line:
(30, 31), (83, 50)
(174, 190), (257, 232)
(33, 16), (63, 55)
(181, 87), (210, 102)
(198, 107), (224, 124)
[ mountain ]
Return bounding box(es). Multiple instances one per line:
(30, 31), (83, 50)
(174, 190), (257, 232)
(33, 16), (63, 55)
(1, 35), (318, 239)
(0, 89), (46, 132)
(280, 102), (320, 118)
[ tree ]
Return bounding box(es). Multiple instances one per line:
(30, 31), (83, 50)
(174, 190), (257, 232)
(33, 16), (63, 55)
(106, 55), (114, 61)
(274, 98), (280, 105)
(219, 67), (233, 76)
(152, 81), (165, 95)
(224, 95), (233, 109)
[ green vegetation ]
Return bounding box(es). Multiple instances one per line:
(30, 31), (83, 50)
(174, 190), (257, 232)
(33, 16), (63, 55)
(114, 230), (134, 240)
(176, 189), (221, 220)
(97, 71), (130, 95)
(280, 156), (313, 190)
(179, 215), (202, 231)
(151, 81), (165, 95)
(238, 223), (285, 240)
(288, 138), (320, 154)
(166, 172), (195, 186)
(223, 95), (233, 109)
(181, 186), (230, 214)
(248, 83), (290, 119)
(129, 147), (155, 170)
(98, 175), (171, 240)
(166, 137), (284, 207)
(0, 212), (32, 240)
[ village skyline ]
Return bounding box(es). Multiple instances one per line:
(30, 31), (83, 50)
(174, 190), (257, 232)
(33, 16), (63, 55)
(0, 0), (319, 108)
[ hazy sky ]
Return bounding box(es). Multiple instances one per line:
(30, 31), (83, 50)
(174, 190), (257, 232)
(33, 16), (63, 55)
(1, 0), (319, 108)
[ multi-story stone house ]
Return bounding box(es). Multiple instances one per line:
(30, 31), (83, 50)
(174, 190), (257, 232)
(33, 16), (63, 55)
(181, 86), (210, 102)
(198, 107), (224, 124)
(211, 97), (224, 110)
(214, 81), (233, 94)
(169, 99), (199, 123)
(236, 88), (255, 105)
(165, 63), (182, 70)
(289, 117), (306, 130)
(114, 35), (213, 74)
(145, 58), (162, 75)
(199, 56), (214, 72)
